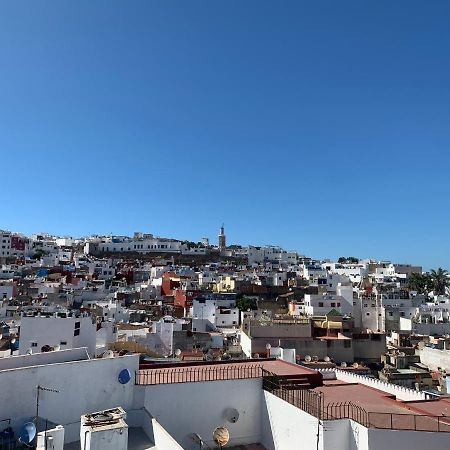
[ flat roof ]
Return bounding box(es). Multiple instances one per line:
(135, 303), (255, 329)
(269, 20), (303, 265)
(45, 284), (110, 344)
(137, 358), (321, 384)
(316, 380), (450, 417)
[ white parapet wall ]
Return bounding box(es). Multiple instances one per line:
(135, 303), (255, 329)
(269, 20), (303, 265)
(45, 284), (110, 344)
(37, 425), (65, 450)
(319, 368), (430, 401)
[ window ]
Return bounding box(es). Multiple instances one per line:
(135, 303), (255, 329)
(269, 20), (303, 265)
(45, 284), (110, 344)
(337, 303), (341, 307)
(31, 342), (38, 347)
(319, 302), (324, 307)
(74, 329), (80, 336)
(366, 312), (370, 316)
(60, 341), (67, 346)
(331, 303), (335, 307)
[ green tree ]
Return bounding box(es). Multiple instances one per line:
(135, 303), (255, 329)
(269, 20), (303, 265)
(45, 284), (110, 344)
(236, 297), (257, 311)
(408, 273), (430, 295)
(429, 268), (450, 295)
(33, 248), (49, 259)
(338, 256), (359, 264)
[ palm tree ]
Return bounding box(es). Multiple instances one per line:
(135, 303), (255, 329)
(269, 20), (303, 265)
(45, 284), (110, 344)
(429, 268), (450, 295)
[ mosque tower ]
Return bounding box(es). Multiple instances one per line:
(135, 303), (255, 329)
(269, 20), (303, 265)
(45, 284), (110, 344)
(218, 224), (226, 250)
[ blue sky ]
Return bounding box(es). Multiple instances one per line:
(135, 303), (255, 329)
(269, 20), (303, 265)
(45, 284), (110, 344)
(1, 1), (450, 269)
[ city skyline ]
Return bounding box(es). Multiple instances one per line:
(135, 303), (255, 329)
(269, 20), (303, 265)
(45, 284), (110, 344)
(1, 224), (444, 272)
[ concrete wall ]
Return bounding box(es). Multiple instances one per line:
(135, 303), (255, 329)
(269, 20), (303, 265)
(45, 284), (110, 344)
(261, 391), (322, 450)
(240, 331), (252, 357)
(37, 425), (65, 450)
(420, 346), (450, 372)
(414, 322), (450, 336)
(0, 354), (139, 443)
(250, 323), (312, 339)
(152, 419), (183, 450)
(144, 379), (262, 449)
(367, 427), (450, 450)
(353, 335), (387, 362)
(0, 347), (89, 371)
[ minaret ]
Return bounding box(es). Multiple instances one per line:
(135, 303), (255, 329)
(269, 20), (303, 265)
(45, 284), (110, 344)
(218, 224), (226, 250)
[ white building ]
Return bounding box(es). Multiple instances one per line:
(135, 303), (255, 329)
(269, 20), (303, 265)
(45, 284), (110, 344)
(248, 246), (297, 266)
(86, 235), (182, 254)
(18, 313), (97, 356)
(304, 293), (353, 317)
(0, 280), (16, 300)
(136, 316), (185, 356)
(191, 294), (240, 329)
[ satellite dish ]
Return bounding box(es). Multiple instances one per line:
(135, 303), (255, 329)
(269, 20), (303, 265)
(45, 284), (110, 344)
(352, 362), (359, 368)
(26, 348), (33, 355)
(54, 345), (61, 352)
(224, 408), (240, 424)
(118, 368), (131, 384)
(175, 349), (182, 357)
(213, 426), (230, 448)
(341, 362), (347, 368)
(304, 355), (312, 362)
(324, 356), (330, 362)
(312, 355), (319, 362)
(103, 350), (114, 359)
(19, 422), (36, 444)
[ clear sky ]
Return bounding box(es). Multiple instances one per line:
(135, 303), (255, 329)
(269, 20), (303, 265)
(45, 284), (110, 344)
(1, 1), (450, 270)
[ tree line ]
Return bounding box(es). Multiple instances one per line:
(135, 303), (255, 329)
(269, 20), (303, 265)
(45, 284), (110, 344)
(408, 268), (450, 296)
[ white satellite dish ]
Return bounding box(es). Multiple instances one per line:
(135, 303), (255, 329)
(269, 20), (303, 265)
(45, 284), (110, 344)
(341, 362), (347, 368)
(175, 349), (181, 357)
(312, 355), (319, 362)
(224, 408), (240, 424)
(26, 348), (33, 355)
(103, 350), (114, 359)
(304, 355), (312, 362)
(324, 356), (330, 362)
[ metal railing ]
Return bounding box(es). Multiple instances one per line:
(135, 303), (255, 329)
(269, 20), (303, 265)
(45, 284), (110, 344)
(323, 402), (370, 427)
(368, 412), (450, 432)
(262, 371), (450, 432)
(136, 364), (263, 385)
(262, 369), (323, 419)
